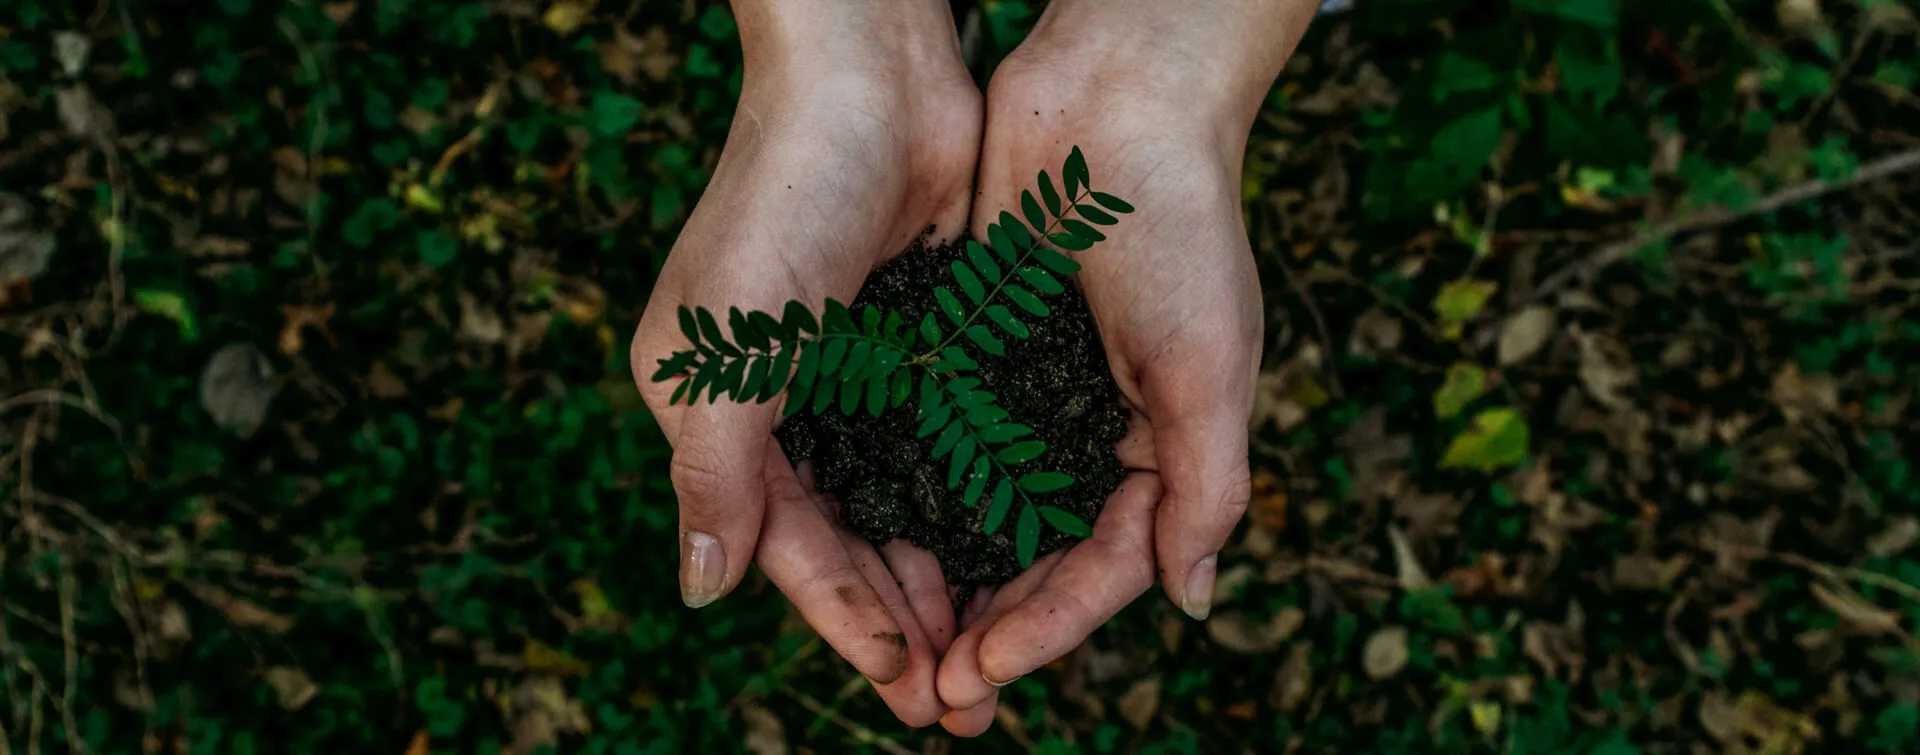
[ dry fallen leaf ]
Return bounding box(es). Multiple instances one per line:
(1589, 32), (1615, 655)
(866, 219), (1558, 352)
(1574, 328), (1637, 411)
(1867, 517), (1919, 558)
(262, 666), (318, 711)
(403, 731), (430, 755)
(1117, 675), (1161, 731)
(740, 703), (787, 755)
(1497, 305), (1555, 365)
(200, 343), (279, 438)
(1387, 524), (1432, 591)
(188, 584), (294, 634)
(1270, 642), (1313, 711)
(1363, 626), (1410, 679)
(1810, 582), (1901, 636)
(505, 675), (591, 755)
(1206, 607), (1304, 654)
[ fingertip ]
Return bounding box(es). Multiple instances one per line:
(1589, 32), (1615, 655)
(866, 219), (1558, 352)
(939, 696), (999, 738)
(937, 629), (997, 711)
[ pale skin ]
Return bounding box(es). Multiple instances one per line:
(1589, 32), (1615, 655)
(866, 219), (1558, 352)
(630, 0), (1320, 735)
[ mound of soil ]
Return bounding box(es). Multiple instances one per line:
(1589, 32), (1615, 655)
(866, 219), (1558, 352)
(775, 237), (1128, 586)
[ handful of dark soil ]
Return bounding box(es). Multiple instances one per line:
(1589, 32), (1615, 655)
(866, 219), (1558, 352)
(775, 238), (1128, 586)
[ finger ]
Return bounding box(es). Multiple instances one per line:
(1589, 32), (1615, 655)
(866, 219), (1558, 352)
(882, 541), (957, 656)
(838, 533), (947, 727)
(756, 451), (912, 685)
(936, 554), (1064, 710)
(1115, 408), (1158, 471)
(1141, 349), (1253, 621)
(939, 696), (999, 738)
(665, 399), (778, 608)
(976, 473), (1160, 685)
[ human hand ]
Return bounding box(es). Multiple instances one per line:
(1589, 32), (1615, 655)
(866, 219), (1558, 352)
(932, 0), (1321, 734)
(629, 0), (979, 726)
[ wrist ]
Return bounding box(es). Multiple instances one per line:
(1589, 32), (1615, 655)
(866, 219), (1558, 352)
(733, 1), (960, 89)
(1024, 0), (1318, 133)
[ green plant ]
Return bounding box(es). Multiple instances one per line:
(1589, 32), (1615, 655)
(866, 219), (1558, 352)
(649, 147), (1133, 567)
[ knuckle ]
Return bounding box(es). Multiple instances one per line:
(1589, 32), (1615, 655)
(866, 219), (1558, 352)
(668, 448), (735, 512)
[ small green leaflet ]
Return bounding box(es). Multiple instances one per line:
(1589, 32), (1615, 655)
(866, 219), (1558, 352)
(932, 420), (965, 457)
(936, 287), (966, 326)
(1063, 146), (1088, 198)
(1005, 286), (1049, 317)
(1440, 407), (1530, 472)
(952, 260), (987, 304)
(996, 441), (1046, 465)
(1024, 187), (1049, 230)
(1038, 506), (1092, 538)
(785, 301), (818, 335)
(1018, 267), (1065, 295)
(966, 241), (1002, 282)
(1017, 472), (1074, 493)
(965, 326), (1005, 356)
(1015, 503), (1040, 567)
(919, 313), (942, 345)
(963, 467), (988, 507)
(986, 305), (1030, 339)
(948, 437), (976, 488)
(1090, 191), (1134, 214)
(820, 338), (848, 375)
(1038, 171), (1062, 217)
(985, 479), (1015, 534)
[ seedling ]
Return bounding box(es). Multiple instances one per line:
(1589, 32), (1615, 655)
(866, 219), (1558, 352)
(651, 147), (1133, 567)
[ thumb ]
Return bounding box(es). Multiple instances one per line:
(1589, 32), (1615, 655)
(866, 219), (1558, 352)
(666, 398), (777, 608)
(635, 300), (779, 609)
(1140, 341), (1255, 621)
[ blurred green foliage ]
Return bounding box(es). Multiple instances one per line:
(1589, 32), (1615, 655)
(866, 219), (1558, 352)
(2, 0), (1919, 752)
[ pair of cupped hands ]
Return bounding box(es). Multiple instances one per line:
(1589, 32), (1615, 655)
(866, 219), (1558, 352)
(630, 0), (1316, 736)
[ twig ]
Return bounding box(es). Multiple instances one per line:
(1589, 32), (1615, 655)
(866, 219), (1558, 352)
(1697, 537), (1920, 606)
(1521, 146), (1920, 308)
(1271, 255), (1344, 400)
(779, 684), (916, 755)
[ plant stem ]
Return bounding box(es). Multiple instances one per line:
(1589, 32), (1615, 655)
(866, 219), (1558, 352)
(921, 366), (1037, 526)
(911, 195), (1092, 364)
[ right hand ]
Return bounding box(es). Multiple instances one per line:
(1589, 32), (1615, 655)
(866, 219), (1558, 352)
(628, 1), (980, 726)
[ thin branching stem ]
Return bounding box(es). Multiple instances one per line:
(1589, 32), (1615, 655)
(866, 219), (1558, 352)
(915, 196), (1092, 363)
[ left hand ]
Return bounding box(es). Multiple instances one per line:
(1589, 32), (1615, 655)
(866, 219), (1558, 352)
(930, 0), (1322, 734)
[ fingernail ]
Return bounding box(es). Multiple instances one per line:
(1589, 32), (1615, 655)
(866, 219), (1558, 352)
(680, 531), (726, 608)
(985, 673), (1021, 688)
(1182, 554), (1217, 621)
